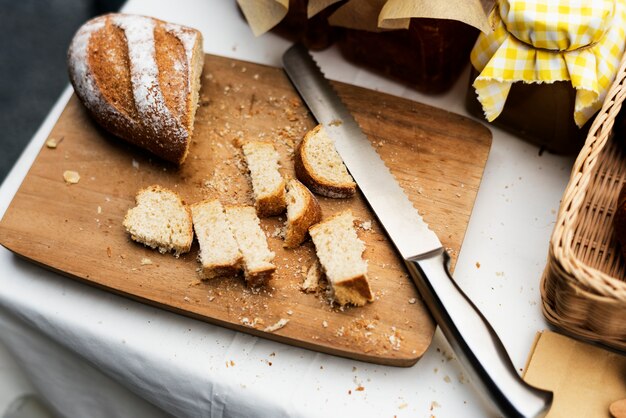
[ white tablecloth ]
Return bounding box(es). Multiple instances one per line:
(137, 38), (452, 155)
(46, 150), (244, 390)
(0, 1), (576, 417)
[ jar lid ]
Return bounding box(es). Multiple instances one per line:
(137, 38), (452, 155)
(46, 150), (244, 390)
(471, 0), (626, 128)
(500, 0), (614, 51)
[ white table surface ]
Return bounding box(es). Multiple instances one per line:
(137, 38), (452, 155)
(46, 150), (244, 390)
(0, 1), (577, 417)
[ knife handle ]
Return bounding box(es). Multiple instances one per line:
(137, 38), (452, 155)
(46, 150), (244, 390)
(405, 249), (552, 418)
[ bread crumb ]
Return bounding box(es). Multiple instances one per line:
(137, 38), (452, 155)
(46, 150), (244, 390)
(183, 296), (191, 302)
(263, 318), (289, 332)
(430, 401), (440, 410)
(360, 220), (372, 231)
(132, 159), (140, 169)
(355, 385), (364, 391)
(322, 320), (328, 328)
(476, 261), (481, 268)
(140, 258), (153, 266)
(106, 247), (112, 258)
(408, 298), (417, 304)
(398, 403), (408, 409)
(286, 310), (293, 316)
(97, 206), (102, 214)
(63, 170), (80, 184)
(302, 261), (322, 293)
(443, 375), (451, 383)
(46, 137), (63, 148)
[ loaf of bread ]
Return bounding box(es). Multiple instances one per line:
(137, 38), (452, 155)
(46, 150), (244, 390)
(241, 142), (287, 217)
(295, 124), (356, 198)
(123, 185), (193, 256)
(225, 205), (276, 287)
(284, 179), (321, 248)
(67, 13), (204, 164)
(615, 184), (626, 260)
(191, 200), (242, 279)
(309, 210), (373, 306)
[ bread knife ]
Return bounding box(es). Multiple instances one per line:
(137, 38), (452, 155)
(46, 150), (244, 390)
(282, 43), (553, 418)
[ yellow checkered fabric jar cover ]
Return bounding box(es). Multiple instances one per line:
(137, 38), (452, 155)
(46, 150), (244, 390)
(471, 0), (626, 127)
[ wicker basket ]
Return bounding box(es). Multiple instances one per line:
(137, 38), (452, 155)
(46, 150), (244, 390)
(541, 51), (626, 351)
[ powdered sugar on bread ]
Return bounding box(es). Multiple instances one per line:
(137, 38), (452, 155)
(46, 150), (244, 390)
(110, 14), (186, 142)
(67, 13), (204, 164)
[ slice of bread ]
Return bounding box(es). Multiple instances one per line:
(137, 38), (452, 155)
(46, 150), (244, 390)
(225, 205), (276, 287)
(295, 124), (356, 198)
(242, 142), (286, 217)
(190, 200), (242, 279)
(284, 179), (322, 248)
(123, 185), (193, 256)
(309, 210), (373, 306)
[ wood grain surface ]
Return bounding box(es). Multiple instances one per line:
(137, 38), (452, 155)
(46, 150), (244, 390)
(0, 54), (491, 366)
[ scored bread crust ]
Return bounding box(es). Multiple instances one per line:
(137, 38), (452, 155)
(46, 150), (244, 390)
(284, 179), (322, 248)
(294, 124), (356, 199)
(123, 184), (193, 256)
(67, 13), (204, 165)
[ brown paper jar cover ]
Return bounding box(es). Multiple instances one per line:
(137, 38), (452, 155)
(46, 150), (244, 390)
(466, 68), (589, 154)
(271, 0), (345, 50)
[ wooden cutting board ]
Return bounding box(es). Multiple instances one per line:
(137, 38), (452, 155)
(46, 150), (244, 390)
(0, 54), (491, 366)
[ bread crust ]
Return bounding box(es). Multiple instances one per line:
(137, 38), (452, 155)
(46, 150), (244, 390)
(245, 265), (276, 288)
(294, 124), (356, 198)
(332, 275), (374, 307)
(67, 13), (204, 165)
(201, 264), (241, 281)
(284, 179), (322, 248)
(256, 181), (287, 218)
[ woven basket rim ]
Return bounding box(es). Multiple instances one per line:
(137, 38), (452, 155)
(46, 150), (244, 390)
(549, 50), (626, 300)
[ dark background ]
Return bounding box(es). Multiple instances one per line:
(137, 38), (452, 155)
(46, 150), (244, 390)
(0, 0), (124, 183)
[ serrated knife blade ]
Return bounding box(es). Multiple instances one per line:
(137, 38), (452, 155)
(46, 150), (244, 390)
(283, 44), (552, 418)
